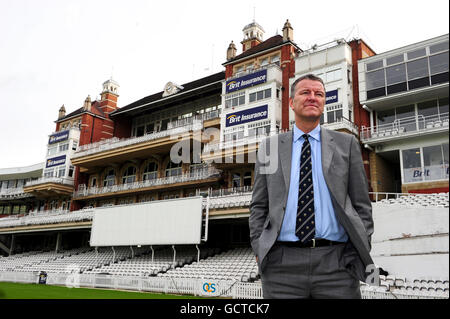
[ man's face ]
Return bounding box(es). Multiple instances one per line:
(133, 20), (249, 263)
(290, 79), (325, 122)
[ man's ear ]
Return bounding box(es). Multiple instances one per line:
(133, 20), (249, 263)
(289, 98), (294, 110)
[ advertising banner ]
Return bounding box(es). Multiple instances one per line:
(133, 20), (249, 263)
(326, 89), (338, 104)
(49, 130), (69, 144)
(225, 105), (268, 127)
(46, 155), (66, 168)
(225, 69), (267, 93)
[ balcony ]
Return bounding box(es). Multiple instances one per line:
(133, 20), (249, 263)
(227, 63), (282, 85)
(23, 177), (74, 197)
(361, 112), (449, 144)
(322, 117), (359, 135)
(73, 166), (222, 200)
(0, 187), (33, 201)
(202, 131), (278, 165)
(71, 111), (221, 172)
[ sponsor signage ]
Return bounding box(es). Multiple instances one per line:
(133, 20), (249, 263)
(225, 105), (268, 127)
(326, 89), (338, 104)
(49, 130), (69, 144)
(226, 69), (267, 93)
(46, 155), (66, 168)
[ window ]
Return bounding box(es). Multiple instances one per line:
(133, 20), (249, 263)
(402, 144), (449, 183)
(326, 69), (341, 82)
(438, 97), (449, 114)
(271, 55), (280, 66)
(429, 41), (449, 54)
(249, 88), (271, 103)
(402, 148), (422, 183)
(429, 51), (449, 84)
(143, 162), (158, 181)
(232, 173), (241, 188)
(386, 64), (407, 94)
(225, 92), (246, 109)
(386, 54), (404, 66)
(122, 166), (137, 184)
(243, 172), (252, 187)
(59, 143), (69, 152)
(418, 100), (438, 118)
(407, 48), (426, 60)
(58, 166), (65, 178)
(366, 60), (383, 71)
(68, 166), (74, 178)
(72, 141), (78, 151)
(423, 145), (445, 181)
(47, 146), (57, 156)
(407, 57), (430, 89)
(165, 161), (182, 177)
(366, 69), (386, 99)
(44, 169), (54, 178)
(103, 169), (115, 187)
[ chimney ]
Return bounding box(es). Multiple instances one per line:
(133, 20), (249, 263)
(100, 78), (119, 114)
(83, 95), (92, 112)
(58, 105), (66, 119)
(282, 19), (293, 42)
(226, 41), (237, 60)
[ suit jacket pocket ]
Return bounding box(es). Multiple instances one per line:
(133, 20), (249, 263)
(339, 241), (367, 282)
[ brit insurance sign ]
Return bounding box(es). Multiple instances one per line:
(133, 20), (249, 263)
(225, 69), (267, 93)
(225, 105), (268, 127)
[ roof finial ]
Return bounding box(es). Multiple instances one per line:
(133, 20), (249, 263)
(253, 6), (256, 22)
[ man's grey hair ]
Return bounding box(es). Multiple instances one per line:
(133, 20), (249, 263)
(290, 74), (325, 98)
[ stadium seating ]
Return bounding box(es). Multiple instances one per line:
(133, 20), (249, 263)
(159, 247), (259, 282)
(375, 193), (449, 208)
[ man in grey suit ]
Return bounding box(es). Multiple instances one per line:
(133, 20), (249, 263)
(249, 74), (374, 299)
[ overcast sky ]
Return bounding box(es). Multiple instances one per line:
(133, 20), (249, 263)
(0, 0), (448, 169)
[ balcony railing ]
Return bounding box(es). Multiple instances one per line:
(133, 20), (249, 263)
(73, 166), (222, 198)
(73, 120), (207, 160)
(322, 117), (359, 135)
(361, 112), (449, 143)
(203, 131), (279, 153)
(227, 63), (282, 82)
(24, 177), (74, 188)
(0, 187), (32, 200)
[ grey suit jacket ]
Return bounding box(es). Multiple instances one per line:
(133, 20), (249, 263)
(249, 127), (374, 282)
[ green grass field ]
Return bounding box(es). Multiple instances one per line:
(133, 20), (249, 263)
(0, 282), (207, 299)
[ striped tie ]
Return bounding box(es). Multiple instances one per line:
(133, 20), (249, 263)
(295, 134), (315, 242)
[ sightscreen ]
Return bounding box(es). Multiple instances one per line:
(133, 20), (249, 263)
(89, 197), (203, 246)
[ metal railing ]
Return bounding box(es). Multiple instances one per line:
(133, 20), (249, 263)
(0, 271), (446, 299)
(73, 166), (222, 198)
(361, 112), (449, 142)
(203, 131), (278, 153)
(24, 177), (74, 187)
(322, 117), (359, 134)
(73, 121), (204, 159)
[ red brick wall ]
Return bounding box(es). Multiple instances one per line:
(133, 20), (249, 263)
(281, 45), (296, 130)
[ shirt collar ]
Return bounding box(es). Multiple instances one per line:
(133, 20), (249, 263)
(293, 124), (321, 143)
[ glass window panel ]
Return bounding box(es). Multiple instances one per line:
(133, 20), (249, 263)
(438, 97), (449, 114)
(327, 111), (335, 123)
(256, 90), (264, 100)
(366, 69), (385, 90)
(264, 88), (271, 98)
(418, 100), (438, 118)
(396, 105), (415, 119)
(386, 64), (406, 85)
(429, 41), (449, 54)
(386, 54), (404, 66)
(336, 109), (343, 120)
(407, 48), (426, 60)
(423, 145), (445, 181)
(429, 52), (449, 75)
(249, 93), (256, 103)
(238, 95), (245, 105)
(366, 60), (383, 71)
(402, 148), (423, 183)
(443, 144), (449, 180)
(377, 109), (395, 126)
(407, 57), (429, 80)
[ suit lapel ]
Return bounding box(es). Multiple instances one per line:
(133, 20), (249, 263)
(320, 127), (335, 178)
(279, 131), (293, 193)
